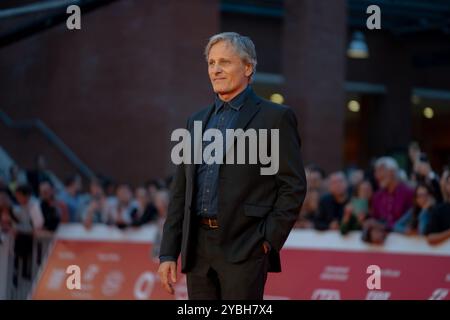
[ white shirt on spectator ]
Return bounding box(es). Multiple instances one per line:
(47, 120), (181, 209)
(106, 201), (136, 225)
(13, 197), (44, 232)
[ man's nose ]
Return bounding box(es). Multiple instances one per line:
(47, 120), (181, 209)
(212, 64), (222, 74)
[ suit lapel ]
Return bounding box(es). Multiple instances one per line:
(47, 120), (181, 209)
(187, 104), (215, 182)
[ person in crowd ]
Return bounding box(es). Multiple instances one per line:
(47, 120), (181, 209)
(145, 179), (164, 204)
(361, 218), (388, 245)
(305, 164), (326, 195)
(8, 164), (27, 196)
(0, 191), (17, 234)
(164, 175), (173, 190)
(97, 175), (117, 200)
(393, 183), (435, 235)
(26, 154), (52, 196)
(82, 179), (115, 229)
(314, 171), (349, 230)
(407, 141), (421, 179)
(441, 167), (450, 202)
(340, 180), (373, 235)
(347, 167), (365, 196)
(295, 189), (319, 228)
(425, 169), (450, 245)
(130, 186), (158, 227)
(371, 157), (414, 230)
(152, 189), (170, 259)
(0, 175), (16, 204)
(39, 181), (69, 231)
(103, 183), (136, 229)
(11, 184), (46, 279)
(58, 174), (83, 222)
(13, 184), (44, 233)
(365, 158), (380, 193)
(412, 153), (443, 203)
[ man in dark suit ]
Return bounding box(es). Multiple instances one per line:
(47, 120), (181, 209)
(158, 32), (307, 300)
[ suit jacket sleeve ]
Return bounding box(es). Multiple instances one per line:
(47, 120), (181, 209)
(159, 119), (189, 260)
(264, 108), (307, 252)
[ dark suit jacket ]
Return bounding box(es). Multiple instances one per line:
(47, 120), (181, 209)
(160, 89), (307, 273)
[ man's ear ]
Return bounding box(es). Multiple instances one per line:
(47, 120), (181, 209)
(244, 63), (253, 78)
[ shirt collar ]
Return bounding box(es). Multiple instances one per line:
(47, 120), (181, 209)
(214, 85), (251, 114)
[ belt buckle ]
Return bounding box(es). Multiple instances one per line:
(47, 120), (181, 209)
(208, 218), (218, 229)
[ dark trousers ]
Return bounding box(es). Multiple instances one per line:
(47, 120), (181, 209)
(186, 222), (269, 300)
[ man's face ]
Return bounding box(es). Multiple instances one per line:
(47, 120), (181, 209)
(375, 165), (394, 189)
(135, 187), (148, 204)
(408, 146), (420, 162)
(415, 161), (431, 177)
(358, 181), (373, 200)
(207, 41), (252, 98)
(328, 174), (348, 198)
(415, 186), (430, 208)
(117, 185), (132, 204)
(15, 192), (28, 205)
(308, 171), (323, 190)
(39, 182), (53, 201)
(89, 182), (104, 199)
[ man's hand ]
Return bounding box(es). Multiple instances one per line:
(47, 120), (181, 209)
(158, 261), (177, 294)
(329, 220), (340, 230)
(262, 241), (271, 254)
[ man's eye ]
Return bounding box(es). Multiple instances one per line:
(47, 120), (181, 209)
(209, 61), (215, 66)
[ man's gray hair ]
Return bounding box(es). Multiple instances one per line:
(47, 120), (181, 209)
(375, 156), (399, 172)
(204, 32), (257, 82)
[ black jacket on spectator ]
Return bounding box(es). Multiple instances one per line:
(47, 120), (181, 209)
(314, 193), (349, 230)
(130, 203), (158, 226)
(426, 202), (450, 234)
(40, 201), (61, 231)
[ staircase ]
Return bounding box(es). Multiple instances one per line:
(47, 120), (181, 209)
(0, 109), (95, 183)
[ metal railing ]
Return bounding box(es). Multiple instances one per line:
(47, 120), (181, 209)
(0, 109), (95, 180)
(0, 230), (55, 300)
(0, 231), (14, 299)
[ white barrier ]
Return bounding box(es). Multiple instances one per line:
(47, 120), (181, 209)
(54, 223), (450, 256)
(31, 224), (450, 300)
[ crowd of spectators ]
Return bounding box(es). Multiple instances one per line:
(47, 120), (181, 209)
(1, 141), (450, 258)
(0, 173), (170, 235)
(0, 155), (171, 279)
(296, 142), (450, 245)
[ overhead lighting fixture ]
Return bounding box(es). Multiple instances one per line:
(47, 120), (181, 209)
(423, 107), (434, 119)
(347, 31), (369, 59)
(348, 100), (360, 112)
(270, 93), (284, 104)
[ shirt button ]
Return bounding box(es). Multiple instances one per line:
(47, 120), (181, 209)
(204, 208), (208, 212)
(206, 189), (210, 193)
